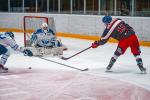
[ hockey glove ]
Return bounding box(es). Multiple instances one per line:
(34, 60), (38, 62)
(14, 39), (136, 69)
(23, 49), (33, 57)
(91, 41), (100, 48)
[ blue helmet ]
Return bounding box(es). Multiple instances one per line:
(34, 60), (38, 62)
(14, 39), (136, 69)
(102, 16), (112, 24)
(5, 32), (14, 39)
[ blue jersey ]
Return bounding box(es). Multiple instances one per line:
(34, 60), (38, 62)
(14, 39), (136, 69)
(30, 28), (57, 47)
(99, 18), (135, 45)
(0, 33), (24, 52)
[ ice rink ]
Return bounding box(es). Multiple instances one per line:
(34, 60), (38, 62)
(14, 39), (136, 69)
(0, 33), (150, 100)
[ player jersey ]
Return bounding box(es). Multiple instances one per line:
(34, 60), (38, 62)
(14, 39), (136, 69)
(30, 28), (56, 47)
(99, 18), (135, 45)
(0, 34), (23, 52)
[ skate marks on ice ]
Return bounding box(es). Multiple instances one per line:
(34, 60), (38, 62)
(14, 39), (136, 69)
(0, 70), (150, 100)
(88, 66), (150, 91)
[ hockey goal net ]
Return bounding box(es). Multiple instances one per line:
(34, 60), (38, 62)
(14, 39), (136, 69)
(23, 16), (56, 47)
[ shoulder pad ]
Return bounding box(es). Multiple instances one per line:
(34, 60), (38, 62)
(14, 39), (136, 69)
(35, 29), (43, 34)
(0, 34), (6, 39)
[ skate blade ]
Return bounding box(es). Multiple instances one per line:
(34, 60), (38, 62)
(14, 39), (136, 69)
(141, 71), (147, 74)
(0, 70), (8, 73)
(105, 70), (113, 72)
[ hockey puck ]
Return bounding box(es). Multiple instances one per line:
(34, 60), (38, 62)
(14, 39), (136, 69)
(28, 67), (32, 69)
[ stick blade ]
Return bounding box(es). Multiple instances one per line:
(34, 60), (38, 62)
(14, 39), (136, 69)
(61, 57), (68, 60)
(81, 68), (88, 71)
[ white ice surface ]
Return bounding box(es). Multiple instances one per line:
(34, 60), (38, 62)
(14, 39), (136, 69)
(4, 33), (150, 91)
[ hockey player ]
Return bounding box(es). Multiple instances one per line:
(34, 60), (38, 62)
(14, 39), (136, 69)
(0, 32), (33, 73)
(91, 16), (146, 74)
(30, 23), (65, 48)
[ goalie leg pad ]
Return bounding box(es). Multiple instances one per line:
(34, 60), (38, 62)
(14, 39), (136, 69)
(51, 47), (64, 56)
(26, 47), (64, 56)
(25, 47), (44, 56)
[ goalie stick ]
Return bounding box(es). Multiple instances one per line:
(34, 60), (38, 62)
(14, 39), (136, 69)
(39, 57), (88, 71)
(60, 46), (91, 60)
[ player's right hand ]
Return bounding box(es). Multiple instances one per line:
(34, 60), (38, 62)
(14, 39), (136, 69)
(91, 41), (100, 48)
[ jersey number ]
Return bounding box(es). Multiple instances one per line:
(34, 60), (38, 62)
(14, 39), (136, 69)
(117, 24), (126, 33)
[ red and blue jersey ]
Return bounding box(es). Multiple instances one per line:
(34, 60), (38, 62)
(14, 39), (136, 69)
(99, 18), (135, 45)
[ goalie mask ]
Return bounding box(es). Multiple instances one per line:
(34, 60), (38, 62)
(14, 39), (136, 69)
(41, 23), (49, 33)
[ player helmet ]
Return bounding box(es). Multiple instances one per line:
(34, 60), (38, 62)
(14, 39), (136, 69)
(102, 16), (112, 24)
(5, 32), (14, 39)
(41, 23), (48, 32)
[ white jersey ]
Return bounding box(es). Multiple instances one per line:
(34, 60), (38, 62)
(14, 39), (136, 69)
(0, 34), (24, 52)
(30, 28), (56, 47)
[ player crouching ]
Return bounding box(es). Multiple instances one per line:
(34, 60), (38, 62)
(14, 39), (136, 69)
(27, 23), (67, 57)
(0, 32), (33, 73)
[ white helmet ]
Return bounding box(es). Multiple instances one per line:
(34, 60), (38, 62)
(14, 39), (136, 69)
(41, 23), (48, 32)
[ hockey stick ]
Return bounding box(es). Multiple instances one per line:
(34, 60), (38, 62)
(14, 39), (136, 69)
(39, 57), (88, 71)
(60, 46), (91, 60)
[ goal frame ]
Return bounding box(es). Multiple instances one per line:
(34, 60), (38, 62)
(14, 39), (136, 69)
(23, 16), (49, 47)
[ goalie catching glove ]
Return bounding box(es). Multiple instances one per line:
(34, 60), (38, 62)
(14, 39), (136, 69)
(23, 49), (33, 57)
(91, 40), (100, 48)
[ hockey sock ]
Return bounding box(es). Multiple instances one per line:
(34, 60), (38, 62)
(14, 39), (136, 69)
(0, 51), (10, 66)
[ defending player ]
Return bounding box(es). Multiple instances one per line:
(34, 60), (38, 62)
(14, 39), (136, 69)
(0, 32), (33, 73)
(30, 23), (66, 48)
(91, 16), (146, 74)
(29, 23), (67, 56)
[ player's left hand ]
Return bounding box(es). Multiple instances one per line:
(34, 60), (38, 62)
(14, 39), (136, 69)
(91, 41), (100, 48)
(23, 49), (33, 57)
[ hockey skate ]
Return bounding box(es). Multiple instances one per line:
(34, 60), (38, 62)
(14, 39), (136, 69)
(106, 57), (116, 72)
(0, 64), (8, 73)
(138, 65), (146, 74)
(136, 58), (146, 74)
(106, 64), (113, 72)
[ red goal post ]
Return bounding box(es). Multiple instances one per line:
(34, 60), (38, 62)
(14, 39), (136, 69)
(23, 16), (56, 47)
